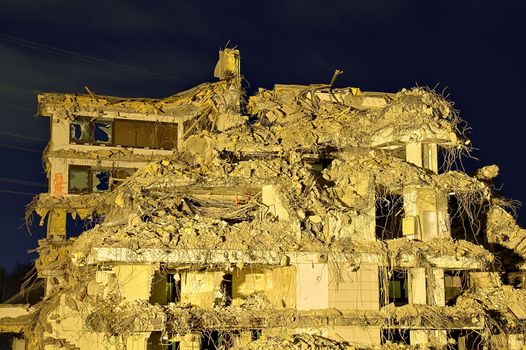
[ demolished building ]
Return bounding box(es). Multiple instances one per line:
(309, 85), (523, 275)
(1, 49), (526, 349)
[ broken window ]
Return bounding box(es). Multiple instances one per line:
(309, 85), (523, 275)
(92, 170), (110, 192)
(68, 166), (90, 194)
(68, 166), (136, 194)
(70, 118), (90, 143)
(376, 193), (404, 240)
(444, 270), (468, 305)
(92, 120), (112, 144)
(70, 118), (113, 145)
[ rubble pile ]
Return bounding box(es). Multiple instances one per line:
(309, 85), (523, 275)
(3, 50), (526, 349)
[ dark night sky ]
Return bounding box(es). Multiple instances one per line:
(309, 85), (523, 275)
(0, 1), (525, 271)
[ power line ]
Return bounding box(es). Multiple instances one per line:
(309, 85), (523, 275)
(0, 189), (36, 196)
(0, 33), (198, 87)
(0, 143), (41, 153)
(0, 131), (47, 142)
(0, 84), (36, 95)
(0, 102), (35, 112)
(0, 177), (47, 188)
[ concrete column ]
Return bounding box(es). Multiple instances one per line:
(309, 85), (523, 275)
(423, 143), (438, 173)
(47, 209), (67, 240)
(429, 268), (445, 306)
(49, 158), (68, 196)
(406, 142), (423, 167)
(409, 269), (427, 345)
(403, 188), (420, 240)
(409, 268), (426, 305)
(51, 114), (71, 146)
(12, 337), (26, 350)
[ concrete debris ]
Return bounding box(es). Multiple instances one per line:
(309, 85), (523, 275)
(474, 165), (500, 181)
(2, 49), (526, 350)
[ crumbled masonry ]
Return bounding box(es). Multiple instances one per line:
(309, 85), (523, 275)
(2, 49), (526, 349)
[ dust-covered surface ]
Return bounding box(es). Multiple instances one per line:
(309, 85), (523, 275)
(3, 68), (526, 349)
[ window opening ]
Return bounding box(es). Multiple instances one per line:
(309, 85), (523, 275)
(376, 193), (404, 240)
(388, 270), (408, 306)
(382, 328), (410, 345)
(217, 273), (233, 307)
(147, 332), (180, 350)
(93, 120), (112, 144)
(446, 330), (483, 350)
(68, 166), (90, 194)
(92, 170), (110, 192)
(448, 194), (487, 244)
(68, 166), (136, 194)
(70, 119), (91, 143)
(444, 270), (468, 305)
(200, 331), (232, 350)
(167, 273), (181, 304)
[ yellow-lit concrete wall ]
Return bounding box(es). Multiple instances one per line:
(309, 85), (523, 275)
(113, 263), (156, 302)
(11, 337), (26, 350)
(409, 268), (426, 305)
(180, 271), (223, 307)
(328, 263), (379, 311)
(328, 326), (381, 348)
(232, 266), (296, 308)
(295, 263), (328, 310)
(406, 142), (438, 173)
(44, 294), (109, 350)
